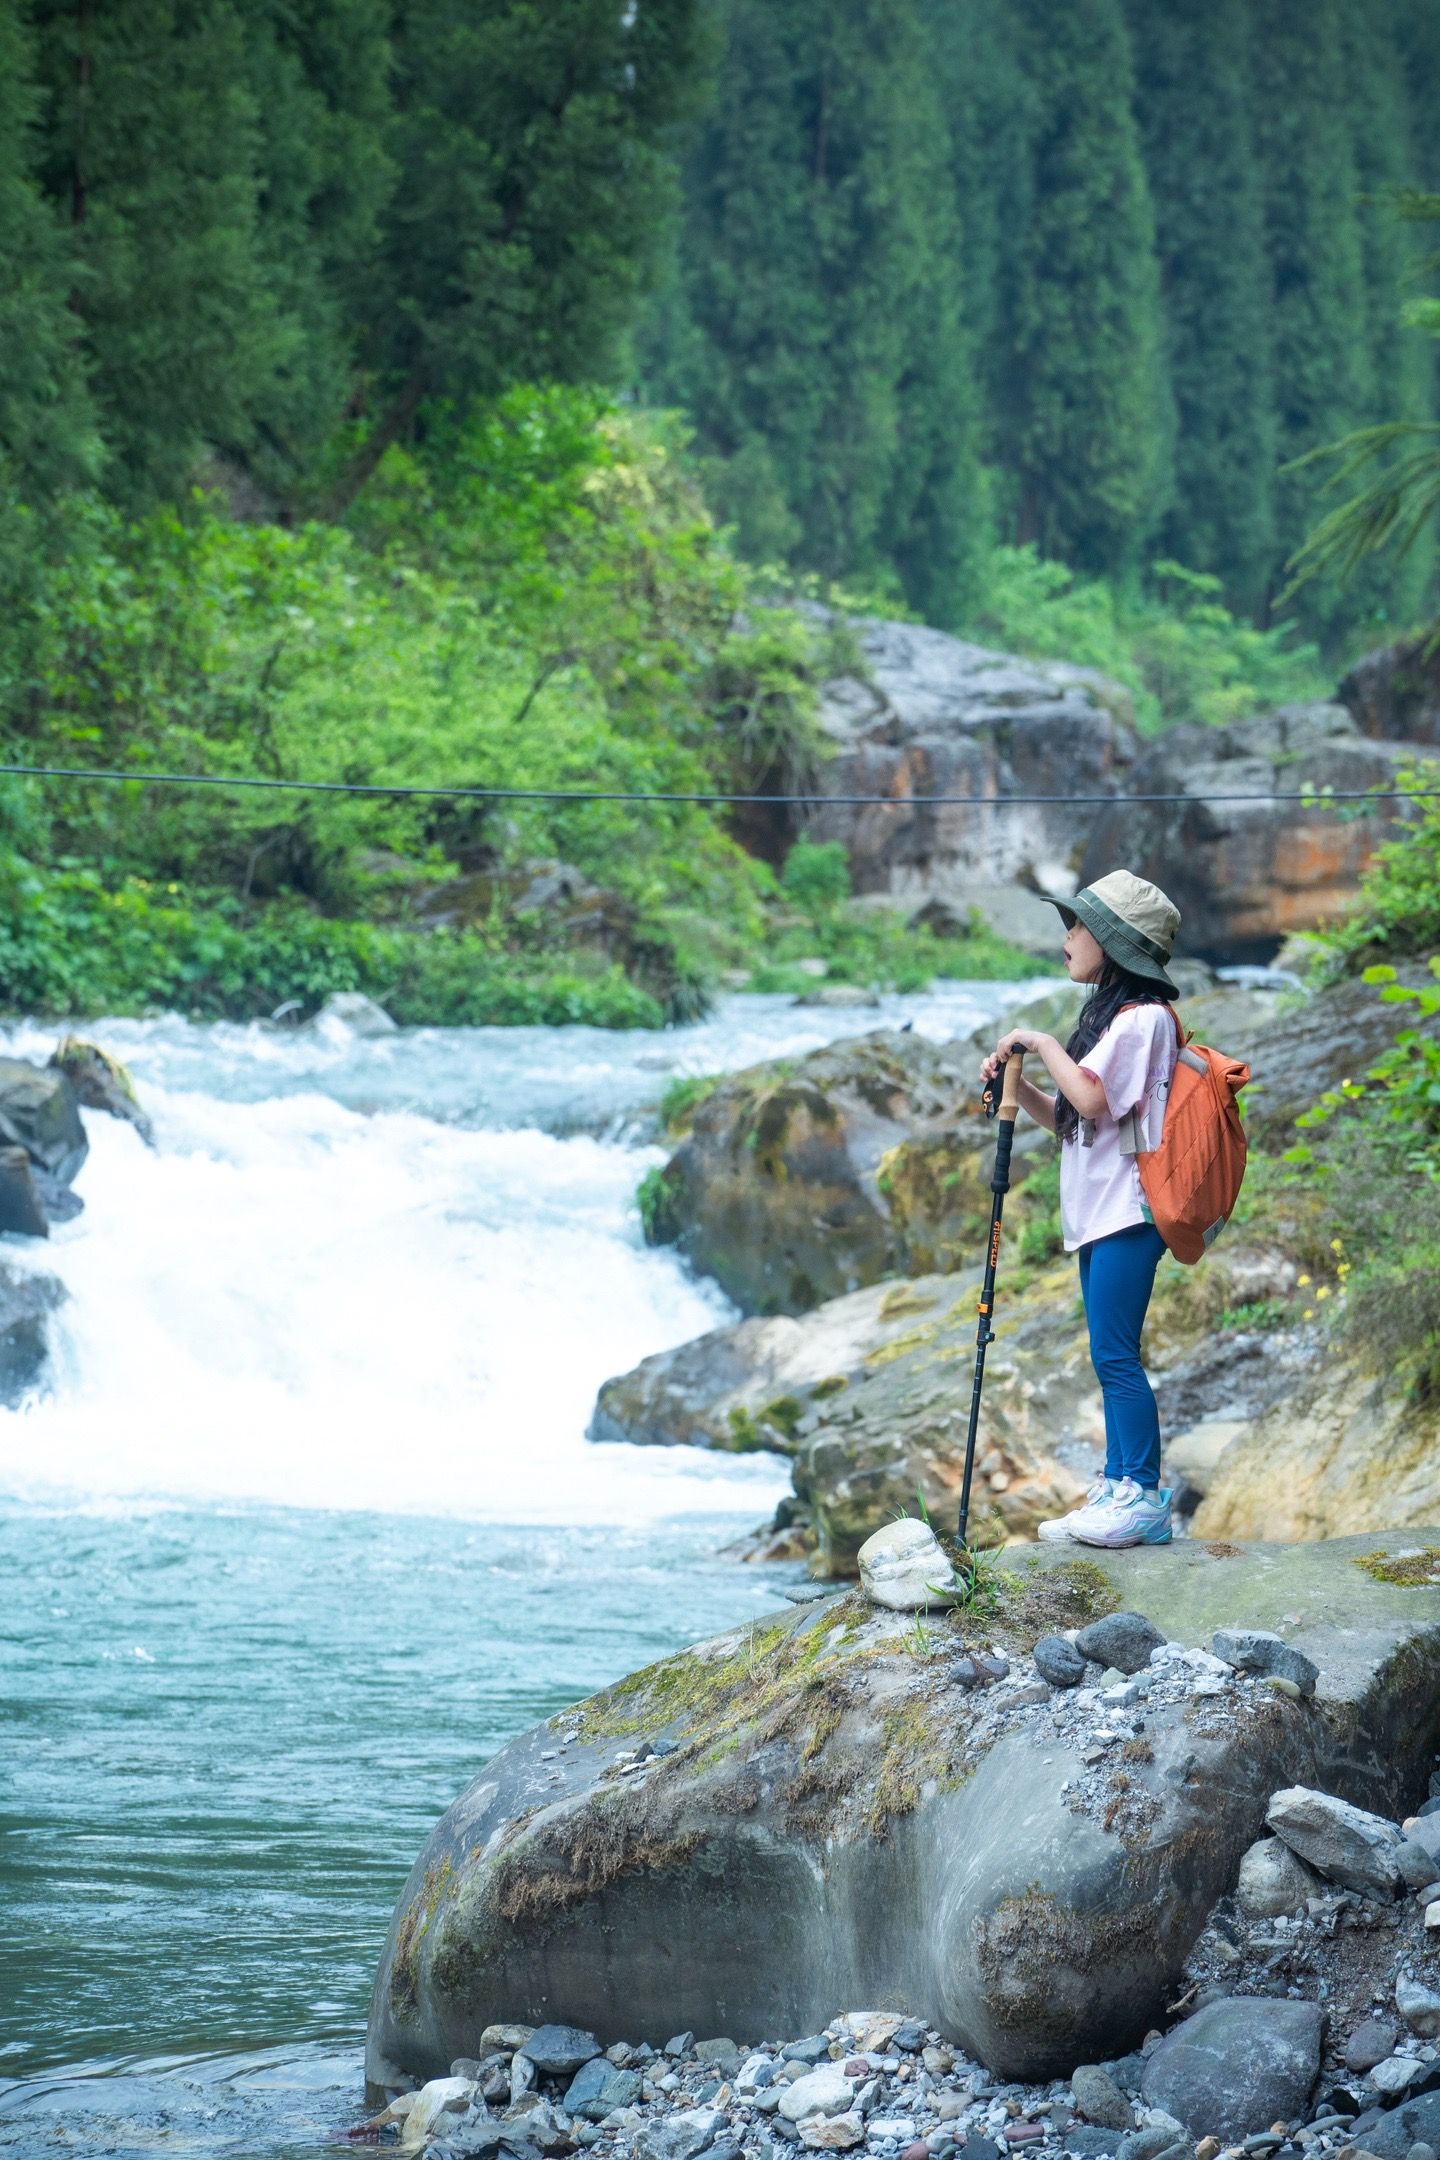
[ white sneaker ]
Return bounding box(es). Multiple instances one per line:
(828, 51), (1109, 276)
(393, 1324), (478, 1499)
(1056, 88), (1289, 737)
(1069, 1476), (1173, 1548)
(1037, 1477), (1114, 1544)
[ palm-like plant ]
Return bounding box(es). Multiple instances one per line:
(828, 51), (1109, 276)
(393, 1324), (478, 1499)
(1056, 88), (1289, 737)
(1283, 192), (1440, 608)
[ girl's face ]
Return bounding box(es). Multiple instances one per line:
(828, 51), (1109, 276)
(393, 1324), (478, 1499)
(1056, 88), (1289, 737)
(1063, 921), (1107, 983)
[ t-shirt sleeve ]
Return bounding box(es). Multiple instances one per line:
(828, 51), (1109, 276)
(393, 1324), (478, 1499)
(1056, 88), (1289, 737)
(1079, 1006), (1171, 1121)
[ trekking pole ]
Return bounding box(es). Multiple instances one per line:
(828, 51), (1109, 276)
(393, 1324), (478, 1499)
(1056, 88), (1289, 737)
(957, 1048), (1026, 1549)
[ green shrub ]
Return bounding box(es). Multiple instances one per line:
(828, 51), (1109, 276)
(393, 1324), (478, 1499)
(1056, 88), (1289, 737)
(1279, 960), (1440, 1398)
(1309, 767), (1440, 977)
(781, 840), (852, 915)
(970, 548), (1327, 734)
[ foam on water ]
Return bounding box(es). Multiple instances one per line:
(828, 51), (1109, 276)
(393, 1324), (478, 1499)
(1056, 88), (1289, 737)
(0, 1095), (769, 1518)
(0, 985), (1036, 1519)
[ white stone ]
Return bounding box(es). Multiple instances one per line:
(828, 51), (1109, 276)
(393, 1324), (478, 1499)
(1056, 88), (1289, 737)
(1371, 2054), (1426, 2096)
(398, 2078), (476, 2154)
(737, 2052), (773, 2091)
(1428, 1899), (1440, 1929)
(867, 2121), (918, 2141)
(856, 1520), (958, 1611)
(801, 2112), (866, 2150)
(780, 2067), (857, 2122)
(1398, 1977), (1440, 2038)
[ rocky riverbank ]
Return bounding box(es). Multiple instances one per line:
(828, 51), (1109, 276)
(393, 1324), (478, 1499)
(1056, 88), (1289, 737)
(611, 961), (1440, 1568)
(366, 1535), (1440, 2114)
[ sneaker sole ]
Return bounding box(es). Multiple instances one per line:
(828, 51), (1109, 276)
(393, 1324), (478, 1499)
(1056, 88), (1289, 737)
(1072, 1522), (1173, 1548)
(1036, 1522), (1078, 1544)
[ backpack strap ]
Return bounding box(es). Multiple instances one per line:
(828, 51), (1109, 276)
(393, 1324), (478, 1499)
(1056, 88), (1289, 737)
(1113, 1001), (1185, 1156)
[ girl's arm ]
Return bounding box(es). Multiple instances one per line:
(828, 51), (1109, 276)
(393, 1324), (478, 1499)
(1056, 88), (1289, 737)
(1016, 1074), (1057, 1132)
(980, 1029), (1107, 1124)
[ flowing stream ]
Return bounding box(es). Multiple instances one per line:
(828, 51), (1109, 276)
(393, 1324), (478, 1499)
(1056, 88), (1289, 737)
(0, 983), (1038, 2159)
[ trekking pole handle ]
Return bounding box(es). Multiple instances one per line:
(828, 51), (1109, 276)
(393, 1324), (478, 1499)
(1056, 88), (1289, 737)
(986, 1048), (1025, 1194)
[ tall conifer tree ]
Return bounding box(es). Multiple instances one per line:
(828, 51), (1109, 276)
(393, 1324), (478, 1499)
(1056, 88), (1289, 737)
(1339, 0), (1434, 628)
(998, 0), (1172, 576)
(920, 0), (1031, 478)
(642, 0), (984, 622)
(1125, 0), (1275, 612)
(1249, 0), (1371, 639)
(30, 0), (287, 505)
(0, 0), (98, 498)
(237, 0), (396, 488)
(340, 0), (703, 503)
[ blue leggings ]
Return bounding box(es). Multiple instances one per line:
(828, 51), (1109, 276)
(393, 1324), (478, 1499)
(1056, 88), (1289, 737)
(1077, 1222), (1167, 1491)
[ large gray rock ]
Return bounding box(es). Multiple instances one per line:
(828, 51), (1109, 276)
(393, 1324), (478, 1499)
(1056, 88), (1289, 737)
(49, 1036), (154, 1148)
(1347, 2092), (1440, 2158)
(1080, 702), (1419, 962)
(366, 1533), (1440, 2091)
(1138, 1998), (1324, 2140)
(0, 1058), (88, 1231)
(639, 1031), (993, 1316)
(797, 616), (1136, 903)
(1265, 1786), (1408, 1899)
(1339, 633), (1440, 747)
(0, 1259), (65, 1406)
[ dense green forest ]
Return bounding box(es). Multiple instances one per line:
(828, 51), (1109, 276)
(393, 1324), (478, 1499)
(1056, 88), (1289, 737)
(0, 0), (1434, 1024)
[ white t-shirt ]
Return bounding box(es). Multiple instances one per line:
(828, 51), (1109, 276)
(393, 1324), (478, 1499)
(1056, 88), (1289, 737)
(1058, 1003), (1179, 1252)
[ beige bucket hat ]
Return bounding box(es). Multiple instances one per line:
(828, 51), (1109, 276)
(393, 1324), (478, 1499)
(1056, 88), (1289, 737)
(1043, 869), (1181, 994)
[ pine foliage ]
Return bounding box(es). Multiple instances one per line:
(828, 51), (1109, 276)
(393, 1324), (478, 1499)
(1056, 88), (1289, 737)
(1125, 0), (1276, 614)
(0, 0), (1433, 644)
(641, 0), (983, 622)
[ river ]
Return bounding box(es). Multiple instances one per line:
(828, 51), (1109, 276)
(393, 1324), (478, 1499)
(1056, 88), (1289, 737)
(0, 983), (1038, 2158)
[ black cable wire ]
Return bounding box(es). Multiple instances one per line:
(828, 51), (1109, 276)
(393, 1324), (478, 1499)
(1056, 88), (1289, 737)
(0, 758), (1435, 808)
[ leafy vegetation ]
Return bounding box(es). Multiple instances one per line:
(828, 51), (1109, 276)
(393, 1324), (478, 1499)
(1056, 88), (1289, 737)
(1308, 767), (1440, 975)
(970, 550), (1327, 733)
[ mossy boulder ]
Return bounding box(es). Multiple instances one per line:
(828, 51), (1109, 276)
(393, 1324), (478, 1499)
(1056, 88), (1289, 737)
(367, 1533), (1440, 2092)
(641, 1031), (1000, 1316)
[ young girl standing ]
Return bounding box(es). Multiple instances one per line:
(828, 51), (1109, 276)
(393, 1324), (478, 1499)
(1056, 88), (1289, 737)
(979, 869), (1182, 1549)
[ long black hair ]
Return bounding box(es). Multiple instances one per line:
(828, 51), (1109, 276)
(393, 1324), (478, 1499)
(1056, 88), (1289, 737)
(1055, 956), (1176, 1143)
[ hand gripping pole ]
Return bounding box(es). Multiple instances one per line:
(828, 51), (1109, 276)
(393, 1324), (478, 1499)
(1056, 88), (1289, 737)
(957, 1049), (1025, 1548)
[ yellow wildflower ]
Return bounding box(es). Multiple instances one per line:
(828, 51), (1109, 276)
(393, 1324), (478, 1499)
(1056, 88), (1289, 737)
(1316, 1285), (1330, 1300)
(1330, 1238), (1344, 1253)
(1303, 1308), (1314, 1321)
(1297, 1273), (1311, 1287)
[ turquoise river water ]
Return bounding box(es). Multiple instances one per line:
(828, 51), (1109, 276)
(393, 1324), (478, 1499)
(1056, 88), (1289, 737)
(0, 984), (1035, 2159)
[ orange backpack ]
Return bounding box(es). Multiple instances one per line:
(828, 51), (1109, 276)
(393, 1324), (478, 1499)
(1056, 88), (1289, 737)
(1119, 1005), (1251, 1264)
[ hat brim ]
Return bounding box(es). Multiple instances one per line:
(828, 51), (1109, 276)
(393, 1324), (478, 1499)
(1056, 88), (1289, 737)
(1041, 893), (1179, 996)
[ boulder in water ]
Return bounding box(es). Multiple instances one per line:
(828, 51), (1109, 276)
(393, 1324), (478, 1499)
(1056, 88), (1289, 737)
(367, 1533), (1440, 2089)
(0, 1058), (88, 1232)
(49, 1036), (154, 1148)
(640, 1031), (993, 1316)
(0, 1258), (65, 1404)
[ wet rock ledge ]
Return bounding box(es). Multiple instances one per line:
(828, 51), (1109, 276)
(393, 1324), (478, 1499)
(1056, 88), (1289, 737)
(367, 1533), (1440, 2107)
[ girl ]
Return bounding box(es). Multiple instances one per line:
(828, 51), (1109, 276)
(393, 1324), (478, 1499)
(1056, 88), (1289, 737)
(979, 869), (1182, 1549)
